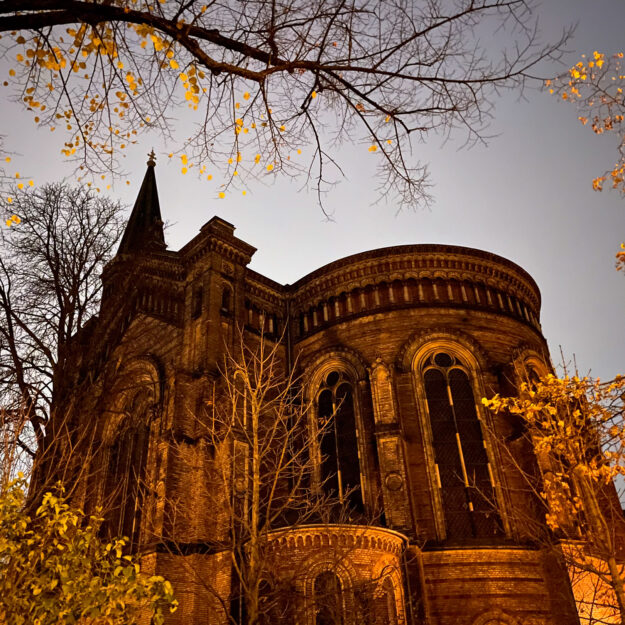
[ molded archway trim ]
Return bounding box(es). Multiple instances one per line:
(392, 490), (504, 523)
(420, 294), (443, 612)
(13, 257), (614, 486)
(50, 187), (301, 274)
(511, 343), (552, 378)
(102, 354), (163, 443)
(396, 327), (490, 374)
(471, 609), (521, 625)
(303, 346), (368, 401)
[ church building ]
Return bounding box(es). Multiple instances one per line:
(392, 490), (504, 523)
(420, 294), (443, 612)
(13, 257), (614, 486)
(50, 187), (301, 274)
(57, 155), (588, 625)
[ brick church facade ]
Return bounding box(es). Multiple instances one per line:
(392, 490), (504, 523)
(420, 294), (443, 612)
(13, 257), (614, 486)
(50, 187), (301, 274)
(56, 156), (588, 625)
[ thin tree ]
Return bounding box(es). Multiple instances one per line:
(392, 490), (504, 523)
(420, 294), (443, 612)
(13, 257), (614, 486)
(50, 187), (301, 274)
(162, 328), (381, 625)
(483, 370), (625, 625)
(0, 183), (125, 471)
(0, 0), (570, 210)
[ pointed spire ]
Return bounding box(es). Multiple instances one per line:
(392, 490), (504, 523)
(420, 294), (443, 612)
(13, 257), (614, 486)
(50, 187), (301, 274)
(117, 150), (166, 255)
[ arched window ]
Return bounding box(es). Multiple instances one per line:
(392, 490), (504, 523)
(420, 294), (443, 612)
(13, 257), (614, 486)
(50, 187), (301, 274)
(106, 423), (149, 547)
(314, 571), (343, 625)
(377, 577), (398, 625)
(317, 371), (364, 514)
(105, 395), (151, 548)
(423, 351), (502, 541)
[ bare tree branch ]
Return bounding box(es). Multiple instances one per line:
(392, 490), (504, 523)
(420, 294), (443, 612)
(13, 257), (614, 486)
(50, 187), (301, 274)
(0, 0), (571, 208)
(0, 183), (124, 466)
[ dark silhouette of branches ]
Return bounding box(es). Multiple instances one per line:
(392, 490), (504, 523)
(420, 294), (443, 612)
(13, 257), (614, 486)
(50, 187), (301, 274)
(0, 0), (571, 209)
(0, 183), (124, 463)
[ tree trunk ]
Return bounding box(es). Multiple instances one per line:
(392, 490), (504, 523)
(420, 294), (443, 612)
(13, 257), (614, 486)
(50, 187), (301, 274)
(574, 467), (625, 625)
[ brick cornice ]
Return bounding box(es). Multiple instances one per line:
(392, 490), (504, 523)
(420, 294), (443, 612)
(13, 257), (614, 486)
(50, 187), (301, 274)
(264, 524), (407, 556)
(288, 246), (541, 312)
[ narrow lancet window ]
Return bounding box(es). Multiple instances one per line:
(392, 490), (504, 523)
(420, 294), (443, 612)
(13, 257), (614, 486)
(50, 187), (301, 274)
(378, 577), (398, 625)
(192, 286), (203, 318)
(106, 421), (150, 548)
(317, 371), (364, 514)
(423, 351), (502, 541)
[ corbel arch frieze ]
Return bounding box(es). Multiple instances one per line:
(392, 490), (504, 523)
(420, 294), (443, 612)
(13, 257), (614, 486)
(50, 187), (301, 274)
(445, 271), (464, 280)
(410, 270), (433, 281)
(395, 327), (491, 375)
(302, 272), (503, 301)
(398, 271), (422, 282)
(458, 271), (478, 282)
(358, 279), (376, 292)
(342, 281), (363, 294)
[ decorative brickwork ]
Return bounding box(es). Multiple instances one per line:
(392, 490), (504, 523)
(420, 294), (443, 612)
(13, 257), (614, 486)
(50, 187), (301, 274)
(53, 161), (590, 625)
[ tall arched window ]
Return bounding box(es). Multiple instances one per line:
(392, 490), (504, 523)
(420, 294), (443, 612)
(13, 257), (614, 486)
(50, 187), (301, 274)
(423, 351), (502, 541)
(317, 371), (364, 514)
(105, 404), (151, 548)
(314, 571), (343, 625)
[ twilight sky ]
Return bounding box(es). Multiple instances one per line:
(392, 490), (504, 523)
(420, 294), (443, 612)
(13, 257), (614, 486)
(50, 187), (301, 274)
(1, 0), (624, 381)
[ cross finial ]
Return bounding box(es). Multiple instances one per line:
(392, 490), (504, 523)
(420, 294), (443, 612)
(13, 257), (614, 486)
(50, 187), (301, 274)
(147, 149), (156, 166)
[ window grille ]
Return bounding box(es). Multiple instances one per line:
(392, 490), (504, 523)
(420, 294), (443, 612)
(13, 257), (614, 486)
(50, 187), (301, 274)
(317, 371), (364, 514)
(423, 351), (502, 541)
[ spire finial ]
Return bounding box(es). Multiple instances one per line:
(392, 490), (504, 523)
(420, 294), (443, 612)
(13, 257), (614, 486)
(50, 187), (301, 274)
(117, 152), (166, 255)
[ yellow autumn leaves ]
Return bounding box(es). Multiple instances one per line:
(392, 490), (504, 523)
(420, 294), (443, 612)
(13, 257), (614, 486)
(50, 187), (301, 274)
(6, 24), (142, 159)
(483, 371), (625, 521)
(616, 242), (625, 272)
(548, 50), (625, 196)
(5, 214), (21, 227)
(161, 86), (395, 199)
(364, 112), (395, 153)
(166, 95), (311, 197)
(0, 478), (178, 624)
(5, 22), (178, 160)
(1, 160), (35, 208)
(5, 17), (398, 203)
(546, 51), (608, 96)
